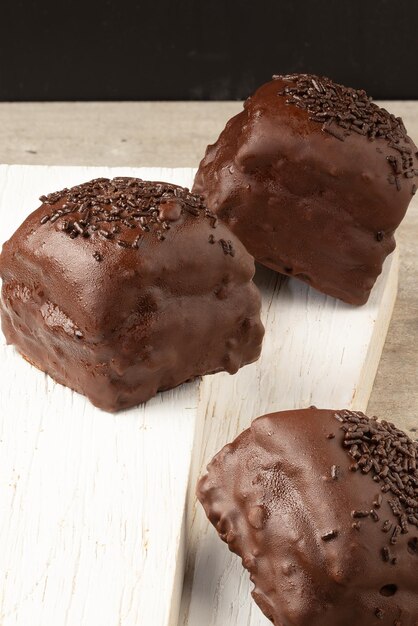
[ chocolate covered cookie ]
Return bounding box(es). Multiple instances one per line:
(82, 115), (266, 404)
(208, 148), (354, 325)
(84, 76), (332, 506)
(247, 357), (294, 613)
(194, 74), (418, 304)
(198, 408), (418, 625)
(0, 177), (264, 411)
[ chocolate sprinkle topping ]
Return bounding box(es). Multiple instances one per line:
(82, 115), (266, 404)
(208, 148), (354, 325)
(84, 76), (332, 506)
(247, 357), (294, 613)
(381, 546), (391, 562)
(38, 178), (218, 250)
(373, 494), (383, 508)
(321, 529), (339, 542)
(382, 520), (393, 533)
(352, 510), (370, 519)
(275, 74), (417, 193)
(219, 238), (235, 257)
(335, 410), (418, 554)
(331, 464), (340, 480)
(374, 607), (384, 619)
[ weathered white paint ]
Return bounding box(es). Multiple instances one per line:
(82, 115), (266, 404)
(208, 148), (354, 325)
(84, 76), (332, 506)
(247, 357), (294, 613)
(0, 165), (398, 626)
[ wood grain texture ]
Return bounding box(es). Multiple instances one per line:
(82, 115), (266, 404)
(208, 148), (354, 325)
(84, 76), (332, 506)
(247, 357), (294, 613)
(0, 165), (398, 626)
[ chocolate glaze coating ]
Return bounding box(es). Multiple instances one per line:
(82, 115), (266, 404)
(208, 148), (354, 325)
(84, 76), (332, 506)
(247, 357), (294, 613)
(193, 74), (418, 305)
(0, 177), (264, 412)
(197, 408), (418, 625)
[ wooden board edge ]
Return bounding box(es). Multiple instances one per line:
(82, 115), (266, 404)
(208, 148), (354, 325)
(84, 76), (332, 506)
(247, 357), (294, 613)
(352, 248), (399, 411)
(167, 506), (187, 626)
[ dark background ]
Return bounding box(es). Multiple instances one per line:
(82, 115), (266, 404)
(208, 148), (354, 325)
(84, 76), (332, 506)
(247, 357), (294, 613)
(2, 0), (418, 101)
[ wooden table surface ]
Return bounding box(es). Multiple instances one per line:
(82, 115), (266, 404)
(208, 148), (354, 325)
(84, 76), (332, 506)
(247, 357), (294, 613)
(1, 101), (417, 426)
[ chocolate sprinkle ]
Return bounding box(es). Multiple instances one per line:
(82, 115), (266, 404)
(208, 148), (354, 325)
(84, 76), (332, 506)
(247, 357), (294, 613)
(373, 494), (383, 508)
(321, 529), (339, 542)
(219, 239), (235, 257)
(275, 74), (417, 193)
(381, 546), (391, 562)
(374, 607), (384, 619)
(335, 410), (418, 555)
(331, 464), (340, 480)
(382, 520), (393, 533)
(38, 177), (217, 247)
(352, 510), (370, 519)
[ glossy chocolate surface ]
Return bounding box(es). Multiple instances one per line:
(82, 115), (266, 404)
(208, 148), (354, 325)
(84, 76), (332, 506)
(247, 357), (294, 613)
(0, 177), (264, 411)
(198, 408), (418, 625)
(193, 74), (418, 304)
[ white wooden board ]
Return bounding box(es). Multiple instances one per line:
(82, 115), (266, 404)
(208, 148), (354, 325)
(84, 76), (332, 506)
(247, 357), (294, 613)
(0, 165), (398, 626)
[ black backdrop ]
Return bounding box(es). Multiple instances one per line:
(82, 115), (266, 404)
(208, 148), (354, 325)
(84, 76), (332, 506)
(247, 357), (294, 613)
(2, 0), (418, 101)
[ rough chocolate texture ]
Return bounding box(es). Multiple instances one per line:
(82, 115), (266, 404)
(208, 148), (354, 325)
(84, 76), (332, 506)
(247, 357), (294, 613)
(193, 74), (418, 305)
(0, 177), (264, 412)
(197, 408), (418, 625)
